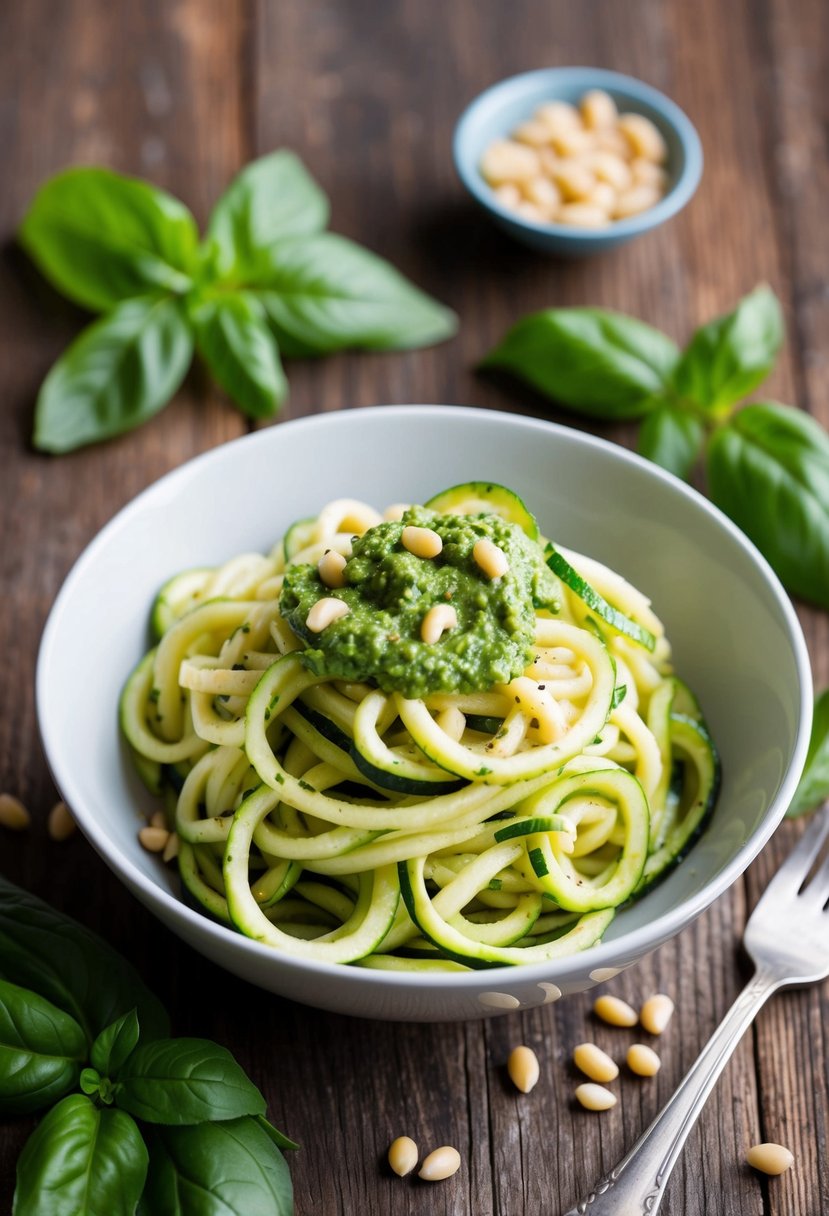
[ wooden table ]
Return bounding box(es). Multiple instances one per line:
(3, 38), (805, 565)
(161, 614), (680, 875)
(2, 2), (827, 1213)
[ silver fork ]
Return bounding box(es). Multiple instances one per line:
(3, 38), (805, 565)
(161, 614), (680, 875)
(564, 804), (829, 1216)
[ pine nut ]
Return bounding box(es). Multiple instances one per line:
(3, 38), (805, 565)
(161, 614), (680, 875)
(535, 100), (581, 136)
(515, 201), (546, 224)
(551, 128), (595, 159)
(507, 1044), (540, 1093)
(48, 801), (76, 841)
(494, 183), (522, 209)
(388, 1135), (418, 1177)
(402, 525), (443, 559)
(513, 120), (554, 148)
(640, 993), (674, 1035)
(306, 597), (350, 633)
(139, 826), (170, 853)
(150, 810), (167, 830)
(614, 185), (661, 219)
(421, 604), (457, 645)
(318, 549), (347, 589)
(618, 113), (668, 163)
(383, 502), (410, 521)
(594, 994), (638, 1027)
(522, 176), (562, 215)
(0, 794), (30, 831)
(590, 150), (633, 192)
(573, 1043), (619, 1083)
(575, 1082), (617, 1111)
(631, 157), (669, 190)
(581, 89), (618, 130)
(595, 127), (631, 158)
(590, 182), (617, 214)
(558, 203), (610, 229)
(418, 1145), (461, 1181)
(473, 537), (509, 580)
(551, 160), (596, 201)
(162, 832), (180, 864)
(627, 1043), (661, 1077)
(481, 139), (540, 185)
(746, 1143), (794, 1176)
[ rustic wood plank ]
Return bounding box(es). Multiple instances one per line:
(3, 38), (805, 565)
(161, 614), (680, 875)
(0, 0), (250, 1209)
(739, 0), (829, 1211)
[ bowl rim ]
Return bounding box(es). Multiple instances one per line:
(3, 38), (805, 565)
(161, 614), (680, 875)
(453, 65), (704, 240)
(37, 405), (813, 994)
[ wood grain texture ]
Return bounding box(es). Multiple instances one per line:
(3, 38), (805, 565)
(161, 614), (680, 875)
(1, 1), (827, 1214)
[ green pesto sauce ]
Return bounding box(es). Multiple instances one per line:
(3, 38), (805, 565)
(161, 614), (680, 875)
(279, 507), (559, 698)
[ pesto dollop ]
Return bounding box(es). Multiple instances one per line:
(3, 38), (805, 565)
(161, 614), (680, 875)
(279, 507), (559, 698)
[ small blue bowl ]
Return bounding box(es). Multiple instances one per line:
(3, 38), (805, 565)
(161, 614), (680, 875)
(453, 66), (703, 255)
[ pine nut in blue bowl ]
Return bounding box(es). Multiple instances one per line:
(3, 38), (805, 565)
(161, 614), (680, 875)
(453, 67), (703, 255)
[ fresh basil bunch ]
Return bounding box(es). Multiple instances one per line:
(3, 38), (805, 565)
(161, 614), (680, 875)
(0, 878), (294, 1215)
(484, 286), (829, 816)
(483, 285), (829, 613)
(20, 151), (457, 453)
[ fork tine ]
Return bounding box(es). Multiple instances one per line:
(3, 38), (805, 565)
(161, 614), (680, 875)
(763, 804), (829, 897)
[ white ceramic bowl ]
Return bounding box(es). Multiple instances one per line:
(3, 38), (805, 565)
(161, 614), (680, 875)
(37, 406), (812, 1022)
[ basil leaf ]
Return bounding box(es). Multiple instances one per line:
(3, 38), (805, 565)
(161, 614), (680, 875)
(190, 291), (287, 418)
(19, 167), (198, 312)
(789, 688), (829, 817)
(481, 308), (679, 420)
(91, 1009), (140, 1078)
(672, 285), (783, 415)
(252, 232), (457, 352)
(34, 295), (193, 453)
(0, 876), (169, 1047)
(707, 402), (829, 608)
(637, 403), (704, 481)
(0, 979), (85, 1116)
(256, 1113), (300, 1152)
(139, 1117), (293, 1216)
(206, 149), (329, 280)
(13, 1095), (148, 1216)
(116, 1037), (266, 1124)
(79, 1067), (103, 1096)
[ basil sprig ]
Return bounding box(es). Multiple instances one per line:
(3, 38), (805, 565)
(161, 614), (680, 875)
(0, 879), (294, 1215)
(21, 151), (457, 452)
(485, 286), (829, 615)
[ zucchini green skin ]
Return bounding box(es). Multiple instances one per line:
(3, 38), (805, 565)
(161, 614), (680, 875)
(398, 856), (613, 969)
(150, 568), (213, 642)
(545, 545), (656, 652)
(634, 714), (721, 897)
(512, 768), (649, 912)
(425, 482), (539, 540)
(349, 745), (465, 797)
(283, 517), (317, 562)
(349, 689), (466, 796)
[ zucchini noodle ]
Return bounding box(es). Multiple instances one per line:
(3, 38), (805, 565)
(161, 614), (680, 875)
(121, 487), (720, 971)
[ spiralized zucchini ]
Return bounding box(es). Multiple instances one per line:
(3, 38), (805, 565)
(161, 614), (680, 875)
(121, 490), (719, 971)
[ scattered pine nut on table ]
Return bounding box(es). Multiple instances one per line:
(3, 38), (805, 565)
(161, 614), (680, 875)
(507, 1045), (540, 1093)
(640, 993), (675, 1035)
(573, 1042), (619, 1083)
(746, 1143), (795, 1176)
(418, 1146), (461, 1181)
(0, 793), (31, 831)
(593, 993), (638, 1027)
(387, 1136), (418, 1177)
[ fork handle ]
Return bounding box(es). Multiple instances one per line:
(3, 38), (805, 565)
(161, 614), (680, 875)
(563, 966), (783, 1216)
